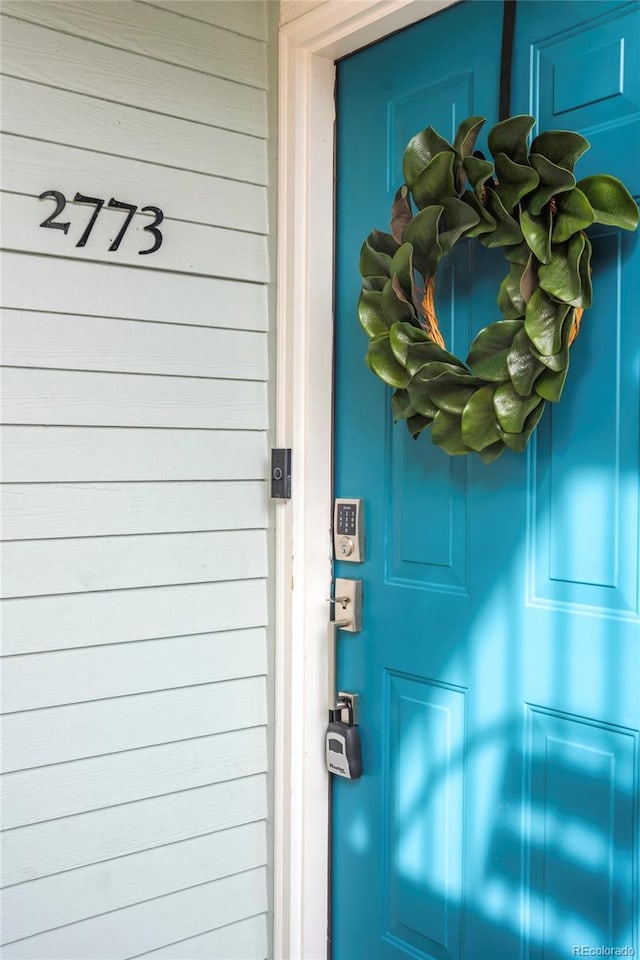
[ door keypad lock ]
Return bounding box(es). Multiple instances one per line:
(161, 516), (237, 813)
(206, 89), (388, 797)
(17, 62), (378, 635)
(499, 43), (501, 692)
(334, 498), (364, 562)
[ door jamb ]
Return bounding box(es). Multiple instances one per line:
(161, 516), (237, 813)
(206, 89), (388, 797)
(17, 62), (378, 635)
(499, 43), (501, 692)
(274, 4), (456, 957)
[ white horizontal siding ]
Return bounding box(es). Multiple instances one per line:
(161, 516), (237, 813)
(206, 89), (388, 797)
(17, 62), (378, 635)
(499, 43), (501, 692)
(1, 529), (268, 597)
(144, 1), (268, 40)
(1, 254), (268, 330)
(1, 368), (268, 429)
(2, 134), (269, 233)
(2, 774), (268, 885)
(1, 193), (270, 281)
(3, 580), (268, 654)
(0, 1), (274, 956)
(3, 727), (267, 828)
(2, 427), (267, 481)
(2, 821), (267, 943)
(2, 677), (268, 770)
(1, 312), (267, 377)
(1, 868), (268, 959)
(1, 481), (268, 539)
(136, 914), (268, 960)
(1, 1), (268, 88)
(0, 77), (268, 184)
(1, 15), (267, 136)
(2, 629), (268, 712)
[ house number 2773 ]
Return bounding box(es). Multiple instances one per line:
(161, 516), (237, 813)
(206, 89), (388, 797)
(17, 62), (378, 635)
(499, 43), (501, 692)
(38, 190), (164, 255)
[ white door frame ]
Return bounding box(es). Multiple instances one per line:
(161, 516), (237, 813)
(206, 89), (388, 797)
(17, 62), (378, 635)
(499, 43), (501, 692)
(274, 3), (455, 957)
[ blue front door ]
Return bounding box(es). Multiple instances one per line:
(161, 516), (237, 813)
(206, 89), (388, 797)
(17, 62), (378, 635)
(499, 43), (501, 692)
(333, 3), (639, 958)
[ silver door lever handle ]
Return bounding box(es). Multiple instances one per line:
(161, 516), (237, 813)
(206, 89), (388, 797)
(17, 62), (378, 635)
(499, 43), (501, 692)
(326, 579), (362, 711)
(328, 618), (350, 711)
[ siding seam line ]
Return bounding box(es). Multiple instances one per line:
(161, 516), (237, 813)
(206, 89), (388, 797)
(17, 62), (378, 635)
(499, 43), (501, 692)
(0, 72), (267, 140)
(0, 246), (270, 285)
(1, 623), (267, 658)
(1, 816), (268, 890)
(0, 866), (268, 947)
(0, 11), (269, 92)
(0, 131), (268, 187)
(1, 770), (270, 833)
(1, 675), (268, 717)
(135, 0), (268, 43)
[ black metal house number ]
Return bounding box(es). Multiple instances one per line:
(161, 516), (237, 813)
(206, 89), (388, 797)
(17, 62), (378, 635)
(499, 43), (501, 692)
(38, 190), (164, 255)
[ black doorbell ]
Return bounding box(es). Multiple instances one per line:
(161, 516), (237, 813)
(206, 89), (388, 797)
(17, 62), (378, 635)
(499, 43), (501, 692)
(271, 448), (291, 499)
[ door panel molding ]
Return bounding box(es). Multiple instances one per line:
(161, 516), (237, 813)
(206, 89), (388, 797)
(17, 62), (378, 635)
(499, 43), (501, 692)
(275, 3), (456, 958)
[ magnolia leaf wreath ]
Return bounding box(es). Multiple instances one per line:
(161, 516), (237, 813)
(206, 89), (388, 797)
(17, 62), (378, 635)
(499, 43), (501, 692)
(359, 115), (638, 462)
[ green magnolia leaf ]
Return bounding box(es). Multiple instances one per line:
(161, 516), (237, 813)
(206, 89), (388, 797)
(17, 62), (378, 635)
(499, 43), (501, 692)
(412, 152), (457, 208)
(382, 278), (416, 325)
(421, 372), (482, 414)
(521, 206), (552, 263)
(460, 190), (497, 237)
(500, 402), (546, 452)
(498, 264), (527, 319)
(467, 319), (523, 380)
(530, 130), (590, 172)
(552, 188), (594, 243)
(391, 185), (413, 243)
(431, 409), (472, 455)
(527, 154), (576, 215)
(438, 197), (481, 252)
(361, 275), (387, 292)
(412, 360), (473, 386)
(454, 116), (486, 158)
(403, 126), (454, 189)
(493, 381), (543, 433)
(358, 288), (388, 338)
(573, 236), (592, 309)
(538, 234), (585, 302)
(391, 388), (415, 420)
(520, 255), (536, 304)
(366, 335), (410, 388)
(463, 155), (495, 196)
(504, 241), (531, 265)
(405, 340), (466, 376)
(406, 413), (434, 438)
(392, 270), (412, 303)
(461, 383), (501, 451)
(391, 274), (419, 323)
(497, 279), (522, 321)
(488, 115), (536, 165)
(529, 302), (572, 372)
(479, 440), (506, 463)
(390, 242), (416, 297)
(359, 230), (399, 277)
(482, 189), (524, 247)
(494, 153), (540, 211)
(535, 359), (570, 402)
(530, 340), (569, 372)
(454, 117), (487, 193)
(403, 206), (444, 277)
(405, 382), (438, 418)
(524, 287), (570, 356)
(389, 320), (429, 365)
(576, 174), (639, 230)
(507, 326), (544, 396)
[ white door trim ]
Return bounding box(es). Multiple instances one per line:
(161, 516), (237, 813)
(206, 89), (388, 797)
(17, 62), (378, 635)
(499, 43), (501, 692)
(274, 3), (456, 957)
